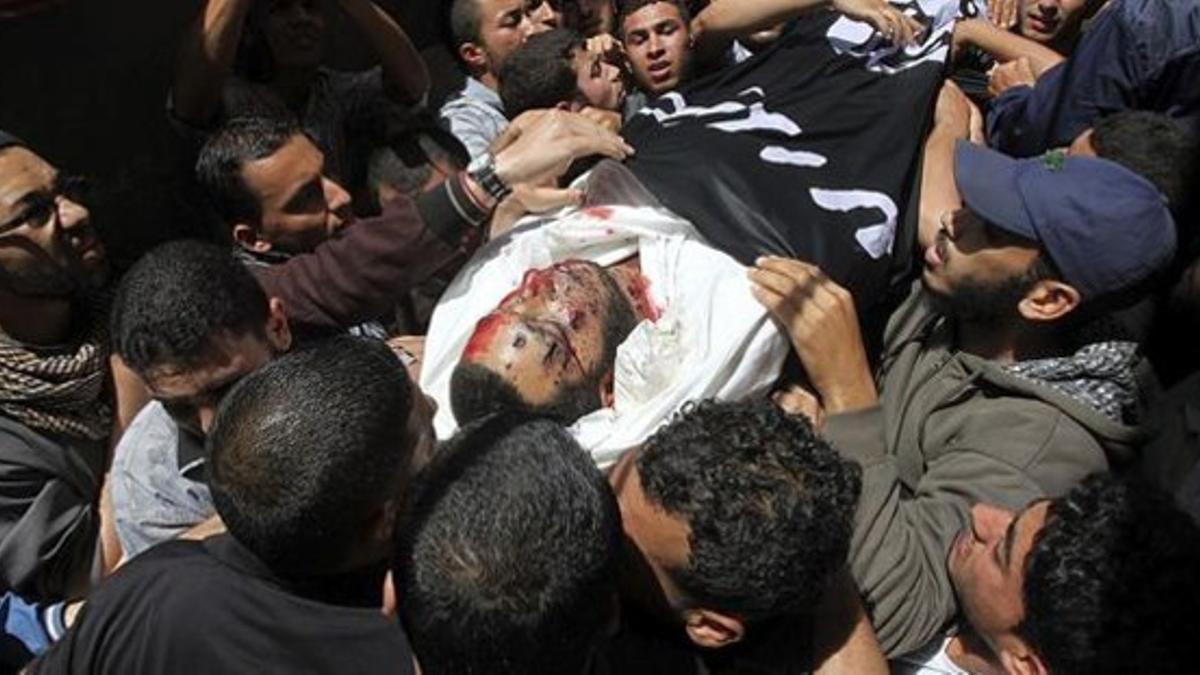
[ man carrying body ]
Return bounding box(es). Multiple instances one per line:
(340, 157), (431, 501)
(195, 110), (631, 336)
(749, 141), (1176, 655)
(441, 0), (539, 157)
(894, 474), (1200, 673)
(608, 399), (875, 673)
(394, 413), (621, 674)
(30, 337), (433, 673)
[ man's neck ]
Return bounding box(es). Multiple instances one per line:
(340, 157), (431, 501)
(476, 71), (500, 92)
(946, 631), (1005, 675)
(957, 319), (1064, 364)
(0, 290), (73, 346)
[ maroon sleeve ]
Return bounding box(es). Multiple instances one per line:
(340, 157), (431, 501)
(253, 187), (477, 329)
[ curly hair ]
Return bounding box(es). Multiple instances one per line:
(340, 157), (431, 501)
(637, 399), (861, 620)
(1019, 473), (1200, 675)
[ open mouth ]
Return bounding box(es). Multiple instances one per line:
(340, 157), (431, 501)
(647, 61), (673, 82)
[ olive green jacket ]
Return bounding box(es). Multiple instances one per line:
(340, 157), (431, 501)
(825, 284), (1144, 657)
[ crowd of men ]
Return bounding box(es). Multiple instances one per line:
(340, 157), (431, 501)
(1, 0), (1198, 672)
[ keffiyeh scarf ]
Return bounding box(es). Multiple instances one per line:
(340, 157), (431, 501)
(0, 301), (111, 441)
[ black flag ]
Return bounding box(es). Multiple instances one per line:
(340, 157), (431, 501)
(623, 1), (962, 309)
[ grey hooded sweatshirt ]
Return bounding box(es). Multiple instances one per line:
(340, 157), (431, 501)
(824, 283), (1145, 658)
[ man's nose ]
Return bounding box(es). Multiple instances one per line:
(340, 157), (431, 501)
(323, 176), (352, 231)
(648, 34), (665, 57)
(530, 2), (556, 26)
(518, 12), (535, 39)
(969, 503), (1014, 543)
(55, 196), (90, 232)
(1037, 0), (1059, 17)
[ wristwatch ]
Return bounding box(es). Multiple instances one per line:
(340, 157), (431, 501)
(466, 151), (513, 202)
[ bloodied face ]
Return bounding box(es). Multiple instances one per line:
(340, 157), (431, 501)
(454, 260), (644, 423)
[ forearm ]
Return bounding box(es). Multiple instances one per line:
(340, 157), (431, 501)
(255, 183), (481, 329)
(172, 0), (252, 126)
(337, 0), (429, 105)
(694, 0), (824, 41)
(918, 121), (965, 250)
(954, 18), (1063, 75)
(692, 0), (823, 61)
(822, 407), (964, 656)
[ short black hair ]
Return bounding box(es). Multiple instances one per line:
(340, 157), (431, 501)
(208, 336), (415, 574)
(448, 0), (483, 52)
(111, 240), (269, 376)
(1090, 111), (1196, 209)
(395, 412), (621, 675)
(499, 28), (585, 117)
(1019, 474), (1200, 675)
(196, 116), (306, 225)
(617, 0), (691, 37)
(638, 399), (861, 620)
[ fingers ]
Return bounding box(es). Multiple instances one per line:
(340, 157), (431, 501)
(772, 385), (825, 427)
(515, 185), (586, 213)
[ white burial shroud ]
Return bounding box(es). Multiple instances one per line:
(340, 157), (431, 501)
(420, 171), (787, 469)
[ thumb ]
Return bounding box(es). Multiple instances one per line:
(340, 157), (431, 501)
(517, 186), (586, 214)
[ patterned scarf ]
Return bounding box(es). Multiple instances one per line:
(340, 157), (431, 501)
(1006, 341), (1141, 425)
(0, 299), (111, 441)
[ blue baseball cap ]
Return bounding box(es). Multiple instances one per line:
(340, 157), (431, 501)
(953, 140), (1176, 300)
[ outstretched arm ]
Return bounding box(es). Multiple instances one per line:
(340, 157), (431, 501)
(692, 0), (922, 64)
(918, 80), (981, 250)
(335, 0), (430, 105)
(172, 0), (253, 127)
(953, 18), (1063, 76)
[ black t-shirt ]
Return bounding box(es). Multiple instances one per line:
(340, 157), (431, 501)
(29, 536), (416, 675)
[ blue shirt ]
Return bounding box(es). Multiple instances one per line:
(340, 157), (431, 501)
(987, 0), (1200, 156)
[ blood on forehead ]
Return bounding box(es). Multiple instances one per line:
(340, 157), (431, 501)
(463, 313), (509, 361)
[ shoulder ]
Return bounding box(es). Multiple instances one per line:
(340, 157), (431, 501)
(924, 396), (1107, 487)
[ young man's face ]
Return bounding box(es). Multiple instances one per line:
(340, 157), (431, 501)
(237, 133), (352, 255)
(475, 0), (536, 76)
(144, 320), (290, 437)
(260, 0), (328, 69)
(572, 46), (626, 111)
(622, 1), (692, 96)
(948, 500), (1051, 655)
(0, 146), (107, 298)
(921, 208), (1043, 316)
(460, 261), (622, 408)
(523, 0), (563, 34)
(609, 448), (694, 622)
(1017, 0), (1090, 47)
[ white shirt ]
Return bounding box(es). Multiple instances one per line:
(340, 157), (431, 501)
(420, 198), (787, 468)
(891, 637), (972, 675)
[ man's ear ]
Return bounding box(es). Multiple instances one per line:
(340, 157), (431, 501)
(998, 645), (1049, 675)
(232, 223), (272, 254)
(683, 608), (745, 649)
(459, 41), (488, 74)
(265, 297), (293, 352)
(599, 370), (615, 408)
(1018, 279), (1081, 323)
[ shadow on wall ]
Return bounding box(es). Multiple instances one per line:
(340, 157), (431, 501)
(0, 0), (458, 271)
